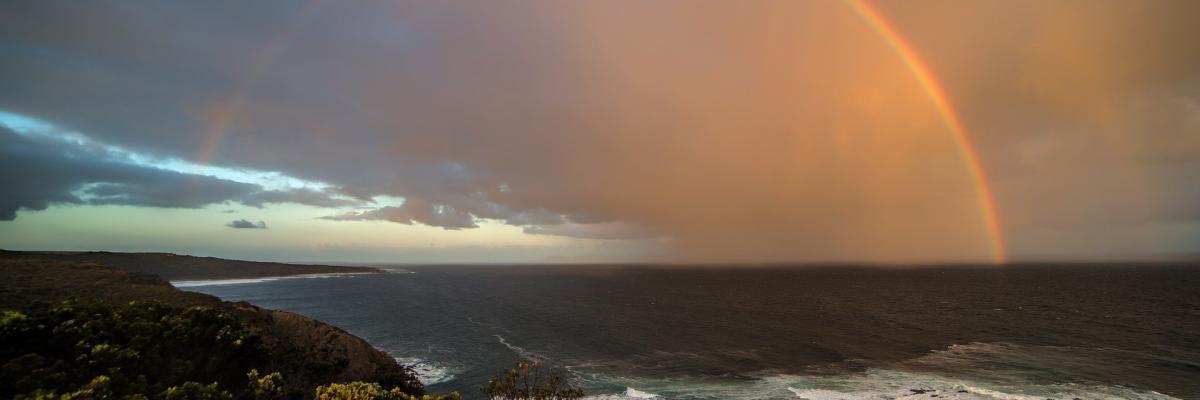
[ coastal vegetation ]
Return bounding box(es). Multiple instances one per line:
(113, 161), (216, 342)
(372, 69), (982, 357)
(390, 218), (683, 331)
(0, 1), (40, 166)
(315, 382), (460, 400)
(0, 299), (432, 399)
(0, 253), (585, 400)
(0, 257), (422, 399)
(480, 363), (584, 400)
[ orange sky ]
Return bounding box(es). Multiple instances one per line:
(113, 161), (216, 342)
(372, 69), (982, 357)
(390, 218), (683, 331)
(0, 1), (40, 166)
(1, 0), (1199, 263)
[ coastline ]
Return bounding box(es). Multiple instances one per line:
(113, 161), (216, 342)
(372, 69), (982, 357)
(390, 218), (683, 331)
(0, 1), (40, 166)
(0, 256), (425, 398)
(0, 249), (383, 281)
(170, 271), (380, 288)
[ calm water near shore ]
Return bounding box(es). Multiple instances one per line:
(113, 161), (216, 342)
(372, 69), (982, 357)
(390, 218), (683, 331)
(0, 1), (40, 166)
(183, 264), (1200, 400)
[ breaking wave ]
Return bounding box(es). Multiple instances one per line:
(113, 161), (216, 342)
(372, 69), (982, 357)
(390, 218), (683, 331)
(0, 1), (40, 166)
(394, 357), (455, 386)
(572, 342), (1183, 400)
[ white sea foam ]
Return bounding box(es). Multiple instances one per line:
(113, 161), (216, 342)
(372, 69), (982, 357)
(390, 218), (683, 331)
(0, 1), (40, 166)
(170, 272), (373, 287)
(495, 334), (545, 361)
(578, 368), (1180, 400)
(773, 366), (1182, 400)
(582, 387), (659, 400)
(624, 387), (658, 398)
(777, 370), (1180, 400)
(763, 341), (1185, 400)
(394, 357), (454, 386)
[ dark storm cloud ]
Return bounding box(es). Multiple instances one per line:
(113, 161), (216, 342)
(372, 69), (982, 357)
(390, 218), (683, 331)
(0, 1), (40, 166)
(321, 198), (478, 230)
(0, 127), (259, 220)
(241, 188), (360, 209)
(3, 0), (1200, 260)
(0, 127), (359, 219)
(227, 219), (267, 229)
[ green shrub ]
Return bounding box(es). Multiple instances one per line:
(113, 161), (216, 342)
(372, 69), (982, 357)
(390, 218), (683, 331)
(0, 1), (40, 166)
(1, 300), (264, 398)
(243, 369), (285, 400)
(480, 362), (583, 400)
(314, 382), (459, 400)
(1, 299), (473, 400)
(162, 382), (232, 400)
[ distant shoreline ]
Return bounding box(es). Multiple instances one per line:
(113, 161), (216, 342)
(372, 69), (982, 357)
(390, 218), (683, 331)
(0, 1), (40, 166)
(0, 249), (383, 281)
(170, 271), (379, 288)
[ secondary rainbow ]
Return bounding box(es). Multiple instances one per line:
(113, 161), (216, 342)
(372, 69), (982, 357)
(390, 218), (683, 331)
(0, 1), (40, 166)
(195, 0), (328, 164)
(845, 0), (1007, 263)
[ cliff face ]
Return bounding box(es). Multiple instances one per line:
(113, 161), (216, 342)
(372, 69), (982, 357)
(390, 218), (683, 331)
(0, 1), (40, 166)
(236, 304), (421, 394)
(0, 258), (421, 398)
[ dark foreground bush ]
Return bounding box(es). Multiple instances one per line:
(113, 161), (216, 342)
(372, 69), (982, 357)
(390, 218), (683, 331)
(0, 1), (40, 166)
(1, 299), (572, 400)
(481, 362), (584, 400)
(315, 382), (459, 400)
(0, 300), (433, 400)
(0, 300), (269, 398)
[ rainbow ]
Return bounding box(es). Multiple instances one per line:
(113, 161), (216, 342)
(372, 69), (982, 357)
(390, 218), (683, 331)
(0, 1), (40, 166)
(844, 0), (1006, 263)
(195, 0), (328, 164)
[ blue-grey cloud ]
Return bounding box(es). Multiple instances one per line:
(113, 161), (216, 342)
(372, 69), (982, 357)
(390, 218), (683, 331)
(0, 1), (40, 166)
(0, 126), (359, 220)
(321, 198), (477, 230)
(0, 126), (259, 220)
(241, 188), (362, 209)
(227, 219), (267, 229)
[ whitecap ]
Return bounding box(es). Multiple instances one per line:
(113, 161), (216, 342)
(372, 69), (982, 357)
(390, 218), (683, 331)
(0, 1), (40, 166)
(774, 369), (1179, 400)
(394, 357), (454, 386)
(624, 387), (658, 398)
(577, 367), (1180, 400)
(581, 387), (659, 400)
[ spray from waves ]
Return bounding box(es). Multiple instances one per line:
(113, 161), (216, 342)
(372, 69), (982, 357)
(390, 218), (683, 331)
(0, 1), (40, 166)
(494, 334), (546, 362)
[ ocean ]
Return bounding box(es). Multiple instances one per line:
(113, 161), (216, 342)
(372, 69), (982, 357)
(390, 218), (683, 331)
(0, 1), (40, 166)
(180, 264), (1200, 399)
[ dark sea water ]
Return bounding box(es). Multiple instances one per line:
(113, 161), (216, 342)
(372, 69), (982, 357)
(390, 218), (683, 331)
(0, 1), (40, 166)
(178, 264), (1200, 400)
